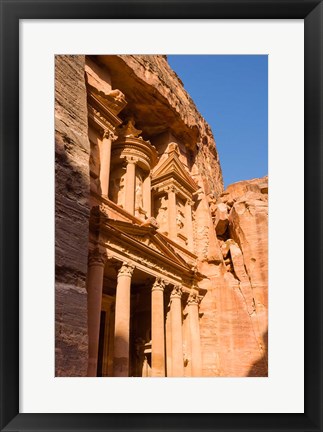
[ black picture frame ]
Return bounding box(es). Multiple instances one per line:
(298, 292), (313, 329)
(1, 1), (322, 431)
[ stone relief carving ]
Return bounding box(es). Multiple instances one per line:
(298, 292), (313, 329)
(176, 208), (185, 231)
(152, 277), (167, 291)
(109, 166), (126, 206)
(88, 105), (115, 132)
(107, 89), (126, 103)
(88, 248), (108, 267)
(187, 292), (201, 306)
(207, 194), (217, 219)
(154, 195), (168, 233)
(140, 217), (159, 229)
(166, 185), (177, 194)
(118, 119), (142, 138)
(118, 262), (135, 277)
(135, 171), (144, 210)
(166, 142), (180, 155)
(171, 285), (183, 298)
(103, 236), (192, 286)
(103, 129), (118, 142)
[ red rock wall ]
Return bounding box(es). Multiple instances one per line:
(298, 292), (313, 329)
(55, 55), (90, 376)
(199, 177), (268, 376)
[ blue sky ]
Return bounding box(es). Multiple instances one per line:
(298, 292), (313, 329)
(167, 55), (268, 189)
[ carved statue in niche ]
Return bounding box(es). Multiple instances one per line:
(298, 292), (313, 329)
(176, 198), (185, 232)
(176, 208), (185, 231)
(109, 165), (125, 206)
(154, 195), (168, 233)
(135, 171), (144, 209)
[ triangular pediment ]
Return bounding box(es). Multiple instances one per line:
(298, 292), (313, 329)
(106, 219), (191, 269)
(152, 151), (199, 194)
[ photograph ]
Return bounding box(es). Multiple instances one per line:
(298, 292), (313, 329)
(1, 0), (322, 427)
(55, 54), (268, 378)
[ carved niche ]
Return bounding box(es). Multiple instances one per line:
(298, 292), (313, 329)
(109, 165), (126, 206)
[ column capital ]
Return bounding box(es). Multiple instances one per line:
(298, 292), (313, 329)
(170, 285), (183, 299)
(186, 198), (194, 207)
(166, 185), (177, 194)
(187, 292), (201, 306)
(88, 248), (108, 267)
(152, 277), (167, 292)
(103, 128), (118, 142)
(125, 156), (138, 165)
(118, 262), (135, 278)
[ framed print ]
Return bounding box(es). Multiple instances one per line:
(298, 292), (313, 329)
(1, 1), (322, 431)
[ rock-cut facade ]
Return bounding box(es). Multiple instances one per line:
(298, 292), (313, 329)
(55, 55), (268, 377)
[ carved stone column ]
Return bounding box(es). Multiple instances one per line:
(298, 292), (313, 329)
(86, 248), (107, 377)
(151, 278), (166, 377)
(100, 129), (117, 197)
(143, 173), (152, 218)
(124, 158), (136, 215)
(170, 285), (184, 376)
(167, 186), (177, 240)
(187, 292), (202, 376)
(185, 199), (194, 251)
(101, 297), (115, 377)
(113, 262), (135, 377)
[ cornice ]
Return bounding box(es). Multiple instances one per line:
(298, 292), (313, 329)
(102, 224), (196, 283)
(87, 92), (123, 131)
(86, 80), (127, 115)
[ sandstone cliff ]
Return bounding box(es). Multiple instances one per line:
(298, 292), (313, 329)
(55, 55), (90, 376)
(200, 176), (268, 376)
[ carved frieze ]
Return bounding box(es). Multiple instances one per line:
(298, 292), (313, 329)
(153, 179), (192, 202)
(107, 233), (190, 280)
(140, 217), (160, 230)
(87, 104), (117, 133)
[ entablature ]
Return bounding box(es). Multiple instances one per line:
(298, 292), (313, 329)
(88, 204), (205, 292)
(111, 136), (158, 172)
(152, 179), (193, 202)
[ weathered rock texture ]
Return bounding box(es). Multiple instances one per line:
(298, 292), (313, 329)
(55, 55), (90, 376)
(209, 176), (268, 376)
